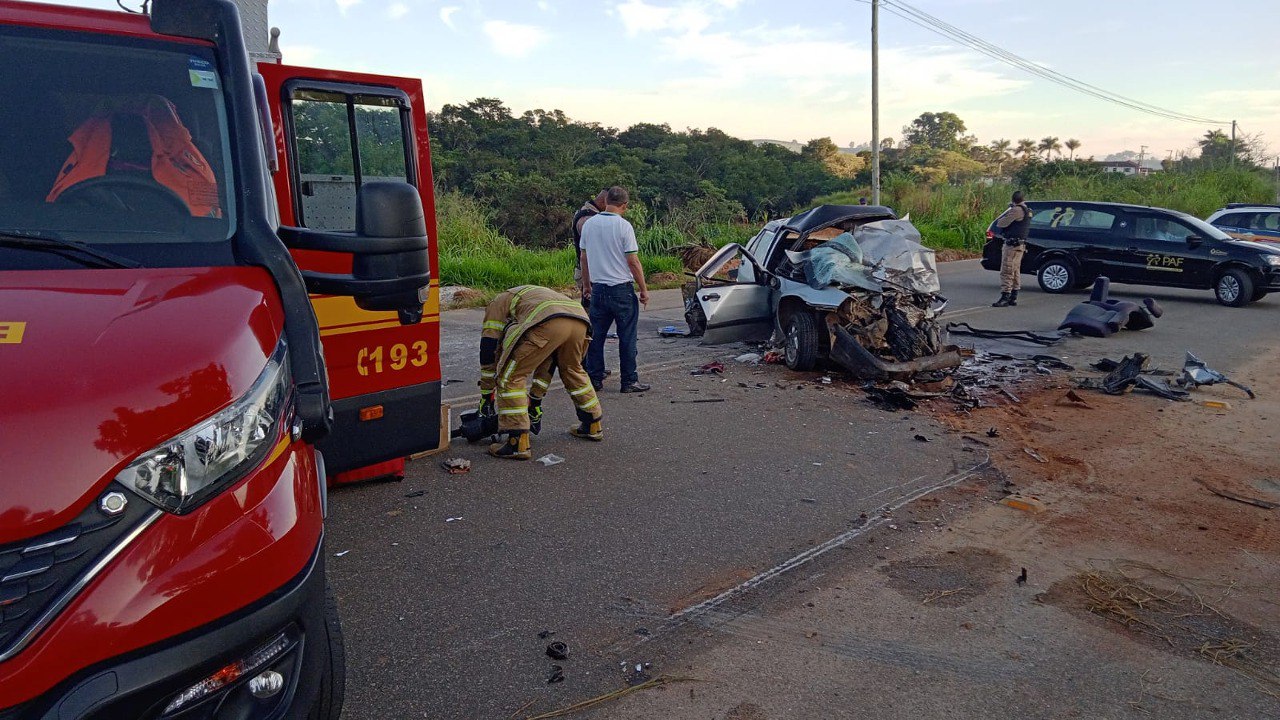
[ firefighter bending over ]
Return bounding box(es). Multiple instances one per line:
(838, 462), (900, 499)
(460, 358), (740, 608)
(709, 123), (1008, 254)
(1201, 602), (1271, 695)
(478, 285), (604, 460)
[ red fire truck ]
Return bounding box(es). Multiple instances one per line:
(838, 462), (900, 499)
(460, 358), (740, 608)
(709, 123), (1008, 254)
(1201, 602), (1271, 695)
(0, 0), (443, 716)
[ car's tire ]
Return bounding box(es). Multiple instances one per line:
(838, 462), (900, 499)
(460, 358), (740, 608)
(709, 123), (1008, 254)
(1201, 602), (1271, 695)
(1215, 268), (1254, 307)
(1036, 258), (1076, 294)
(784, 311), (820, 371)
(1251, 288), (1268, 303)
(307, 585), (346, 720)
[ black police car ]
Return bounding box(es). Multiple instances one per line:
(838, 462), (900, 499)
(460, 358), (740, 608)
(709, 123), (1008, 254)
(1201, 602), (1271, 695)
(982, 201), (1280, 306)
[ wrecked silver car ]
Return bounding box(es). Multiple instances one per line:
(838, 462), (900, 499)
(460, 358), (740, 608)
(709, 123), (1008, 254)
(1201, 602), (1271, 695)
(688, 204), (959, 379)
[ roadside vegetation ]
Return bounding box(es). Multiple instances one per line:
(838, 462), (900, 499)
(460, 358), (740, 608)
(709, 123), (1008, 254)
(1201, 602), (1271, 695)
(429, 100), (1277, 293)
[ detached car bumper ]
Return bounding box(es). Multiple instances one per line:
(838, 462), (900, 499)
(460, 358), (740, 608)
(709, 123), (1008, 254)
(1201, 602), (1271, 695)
(11, 545), (329, 720)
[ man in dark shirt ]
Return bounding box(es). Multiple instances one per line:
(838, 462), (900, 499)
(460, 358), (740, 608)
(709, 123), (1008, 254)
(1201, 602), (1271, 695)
(572, 189), (609, 308)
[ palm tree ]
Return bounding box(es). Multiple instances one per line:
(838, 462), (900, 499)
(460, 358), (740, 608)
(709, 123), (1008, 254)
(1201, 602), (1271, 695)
(1064, 138), (1081, 160)
(1039, 136), (1062, 159)
(1016, 138), (1037, 160)
(989, 138), (1012, 174)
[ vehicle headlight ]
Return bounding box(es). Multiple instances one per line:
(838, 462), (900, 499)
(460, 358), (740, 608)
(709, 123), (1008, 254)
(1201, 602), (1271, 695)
(1262, 254), (1280, 267)
(117, 341), (291, 514)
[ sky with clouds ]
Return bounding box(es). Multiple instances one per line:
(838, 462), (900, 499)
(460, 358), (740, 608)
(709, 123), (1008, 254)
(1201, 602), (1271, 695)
(51, 0), (1280, 160)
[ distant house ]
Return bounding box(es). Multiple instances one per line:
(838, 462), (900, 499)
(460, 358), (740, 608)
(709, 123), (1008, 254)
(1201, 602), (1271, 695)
(1097, 160), (1160, 176)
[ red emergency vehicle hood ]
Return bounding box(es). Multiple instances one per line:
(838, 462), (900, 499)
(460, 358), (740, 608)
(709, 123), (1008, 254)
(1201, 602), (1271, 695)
(0, 267), (284, 545)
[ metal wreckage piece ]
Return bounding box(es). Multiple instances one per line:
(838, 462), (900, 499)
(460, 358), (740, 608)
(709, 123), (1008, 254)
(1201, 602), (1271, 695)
(1178, 351), (1255, 398)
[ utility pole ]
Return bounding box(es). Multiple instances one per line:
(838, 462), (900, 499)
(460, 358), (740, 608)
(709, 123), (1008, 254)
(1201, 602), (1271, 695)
(1230, 120), (1237, 168)
(871, 0), (880, 205)
(1138, 145), (1147, 175)
(1274, 156), (1279, 203)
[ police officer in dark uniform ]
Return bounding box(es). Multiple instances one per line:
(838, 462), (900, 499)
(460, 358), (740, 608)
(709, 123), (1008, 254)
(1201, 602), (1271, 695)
(992, 191), (1032, 307)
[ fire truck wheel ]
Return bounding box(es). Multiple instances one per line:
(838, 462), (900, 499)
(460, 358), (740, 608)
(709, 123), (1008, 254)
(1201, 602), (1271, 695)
(308, 584), (347, 719)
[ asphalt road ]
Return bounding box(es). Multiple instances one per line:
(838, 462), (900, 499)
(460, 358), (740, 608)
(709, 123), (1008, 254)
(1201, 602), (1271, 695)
(327, 261), (1280, 719)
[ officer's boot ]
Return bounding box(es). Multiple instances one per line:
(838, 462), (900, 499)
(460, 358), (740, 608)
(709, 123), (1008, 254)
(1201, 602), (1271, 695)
(528, 398), (543, 435)
(569, 408), (604, 441)
(1008, 290), (1019, 306)
(992, 292), (1013, 307)
(488, 431), (532, 460)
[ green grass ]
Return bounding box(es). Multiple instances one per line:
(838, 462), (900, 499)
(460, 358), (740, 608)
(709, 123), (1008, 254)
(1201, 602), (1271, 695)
(437, 191), (680, 293)
(437, 167), (1277, 295)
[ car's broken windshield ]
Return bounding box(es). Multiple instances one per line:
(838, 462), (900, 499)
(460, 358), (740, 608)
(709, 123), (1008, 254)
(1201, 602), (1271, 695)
(785, 219), (941, 295)
(0, 26), (235, 258)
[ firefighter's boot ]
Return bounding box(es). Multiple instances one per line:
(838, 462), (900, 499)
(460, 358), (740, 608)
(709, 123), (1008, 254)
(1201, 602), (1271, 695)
(1008, 290), (1019, 306)
(528, 399), (544, 435)
(569, 408), (603, 441)
(992, 292), (1013, 307)
(488, 431), (532, 460)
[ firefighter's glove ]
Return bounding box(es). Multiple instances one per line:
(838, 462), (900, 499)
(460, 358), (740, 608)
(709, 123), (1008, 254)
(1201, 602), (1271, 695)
(479, 393), (497, 419)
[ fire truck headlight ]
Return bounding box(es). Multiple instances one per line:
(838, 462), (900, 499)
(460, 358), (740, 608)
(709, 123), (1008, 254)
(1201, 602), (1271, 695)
(117, 341), (291, 514)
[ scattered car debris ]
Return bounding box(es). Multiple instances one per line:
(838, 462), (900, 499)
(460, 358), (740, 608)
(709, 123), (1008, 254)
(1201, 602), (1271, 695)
(536, 454), (565, 467)
(445, 516), (463, 523)
(333, 550), (350, 557)
(538, 630), (554, 639)
(913, 434), (930, 442)
(1059, 390), (1093, 409)
(1017, 567), (1028, 585)
(441, 457), (472, 474)
(945, 323), (1064, 347)
(734, 352), (762, 364)
(634, 627), (651, 637)
(546, 641), (569, 660)
(691, 361), (725, 375)
(1000, 495), (1045, 513)
(1200, 400), (1232, 410)
(1058, 277), (1162, 337)
(987, 427), (1000, 438)
(1024, 448), (1048, 463)
(658, 325), (686, 338)
(547, 665), (565, 684)
(1194, 478), (1279, 510)
(763, 350), (785, 364)
(404, 489), (426, 498)
(1176, 351), (1256, 398)
(669, 398), (726, 404)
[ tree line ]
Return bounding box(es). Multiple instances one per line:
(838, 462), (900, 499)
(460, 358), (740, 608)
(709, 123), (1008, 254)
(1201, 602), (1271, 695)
(427, 100), (1271, 248)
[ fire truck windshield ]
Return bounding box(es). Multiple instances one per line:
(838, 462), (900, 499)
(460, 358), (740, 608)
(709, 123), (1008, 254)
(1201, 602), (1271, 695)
(0, 25), (235, 263)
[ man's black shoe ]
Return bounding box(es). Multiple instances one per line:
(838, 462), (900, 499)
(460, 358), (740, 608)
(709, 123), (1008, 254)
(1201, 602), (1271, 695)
(591, 379), (603, 391)
(620, 382), (651, 393)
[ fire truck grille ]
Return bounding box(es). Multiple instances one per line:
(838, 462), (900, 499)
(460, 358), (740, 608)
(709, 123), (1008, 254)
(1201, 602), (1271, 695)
(0, 485), (155, 661)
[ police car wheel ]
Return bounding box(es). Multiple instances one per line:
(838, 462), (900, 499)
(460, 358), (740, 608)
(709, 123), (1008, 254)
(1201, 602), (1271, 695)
(1036, 259), (1075, 294)
(1215, 269), (1254, 307)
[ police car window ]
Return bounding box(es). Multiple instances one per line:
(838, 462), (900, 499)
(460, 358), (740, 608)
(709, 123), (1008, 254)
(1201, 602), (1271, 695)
(1224, 212), (1254, 229)
(1263, 213), (1280, 231)
(1135, 216), (1195, 243)
(1030, 206), (1116, 230)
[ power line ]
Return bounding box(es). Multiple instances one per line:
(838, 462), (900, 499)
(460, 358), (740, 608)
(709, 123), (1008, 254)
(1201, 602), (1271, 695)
(880, 0), (1228, 126)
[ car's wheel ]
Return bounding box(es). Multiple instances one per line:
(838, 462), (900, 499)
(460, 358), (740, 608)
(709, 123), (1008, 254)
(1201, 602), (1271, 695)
(784, 311), (820, 371)
(1215, 269), (1254, 307)
(1251, 288), (1268, 303)
(307, 585), (346, 720)
(1036, 258), (1076, 293)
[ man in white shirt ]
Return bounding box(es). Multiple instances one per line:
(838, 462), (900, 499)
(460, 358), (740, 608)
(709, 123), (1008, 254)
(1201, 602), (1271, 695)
(580, 185), (651, 393)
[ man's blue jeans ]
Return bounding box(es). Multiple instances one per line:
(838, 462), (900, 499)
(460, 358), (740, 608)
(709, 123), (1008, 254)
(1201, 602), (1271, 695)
(586, 282), (638, 386)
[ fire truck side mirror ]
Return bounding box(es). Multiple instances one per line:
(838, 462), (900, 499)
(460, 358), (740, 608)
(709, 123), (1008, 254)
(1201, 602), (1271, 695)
(278, 181), (431, 324)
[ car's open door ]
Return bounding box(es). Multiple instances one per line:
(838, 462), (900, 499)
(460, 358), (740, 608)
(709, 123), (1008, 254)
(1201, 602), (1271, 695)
(694, 244), (773, 344)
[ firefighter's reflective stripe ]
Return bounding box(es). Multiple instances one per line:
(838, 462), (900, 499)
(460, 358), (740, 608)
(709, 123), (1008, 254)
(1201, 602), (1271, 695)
(498, 390), (525, 399)
(507, 285), (535, 315)
(501, 360), (519, 384)
(482, 320), (506, 332)
(500, 300), (586, 351)
(480, 370), (496, 378)
(568, 385), (593, 397)
(532, 378), (550, 390)
(498, 407), (527, 416)
(577, 396), (600, 411)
